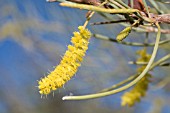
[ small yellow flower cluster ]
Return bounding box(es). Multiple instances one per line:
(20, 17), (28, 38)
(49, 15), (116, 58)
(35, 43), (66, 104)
(121, 49), (152, 106)
(38, 26), (91, 95)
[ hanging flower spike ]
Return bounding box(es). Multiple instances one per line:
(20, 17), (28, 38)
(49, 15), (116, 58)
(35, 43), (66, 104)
(38, 26), (91, 95)
(121, 49), (152, 107)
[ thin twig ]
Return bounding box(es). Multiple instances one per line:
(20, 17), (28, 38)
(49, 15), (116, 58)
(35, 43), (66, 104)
(93, 34), (170, 47)
(99, 75), (137, 93)
(143, 26), (170, 34)
(148, 0), (164, 14)
(154, 0), (170, 4)
(113, 0), (130, 9)
(142, 0), (151, 18)
(60, 2), (139, 14)
(99, 54), (170, 92)
(84, 12), (95, 28)
(108, 0), (126, 9)
(156, 14), (170, 24)
(128, 61), (170, 66)
(84, 0), (108, 28)
(90, 20), (129, 25)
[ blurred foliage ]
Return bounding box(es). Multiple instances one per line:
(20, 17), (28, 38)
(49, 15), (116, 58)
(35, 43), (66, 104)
(121, 49), (152, 106)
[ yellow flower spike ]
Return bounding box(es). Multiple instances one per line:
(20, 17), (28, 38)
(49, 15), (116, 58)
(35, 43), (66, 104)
(121, 48), (152, 107)
(68, 45), (75, 52)
(38, 26), (91, 95)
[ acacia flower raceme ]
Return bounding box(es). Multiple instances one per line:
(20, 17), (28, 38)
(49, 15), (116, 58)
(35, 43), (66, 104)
(38, 26), (91, 95)
(121, 49), (152, 106)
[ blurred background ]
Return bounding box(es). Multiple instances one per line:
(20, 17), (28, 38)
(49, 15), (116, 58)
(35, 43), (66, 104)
(0, 0), (170, 113)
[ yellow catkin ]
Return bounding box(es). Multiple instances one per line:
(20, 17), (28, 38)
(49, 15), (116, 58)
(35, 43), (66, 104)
(38, 26), (91, 95)
(121, 49), (152, 107)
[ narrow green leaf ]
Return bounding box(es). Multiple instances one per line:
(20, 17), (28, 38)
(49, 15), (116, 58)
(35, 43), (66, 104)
(116, 27), (131, 42)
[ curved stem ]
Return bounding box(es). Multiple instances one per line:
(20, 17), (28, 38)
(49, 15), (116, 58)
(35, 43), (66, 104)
(62, 22), (161, 100)
(99, 53), (170, 92)
(100, 74), (137, 92)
